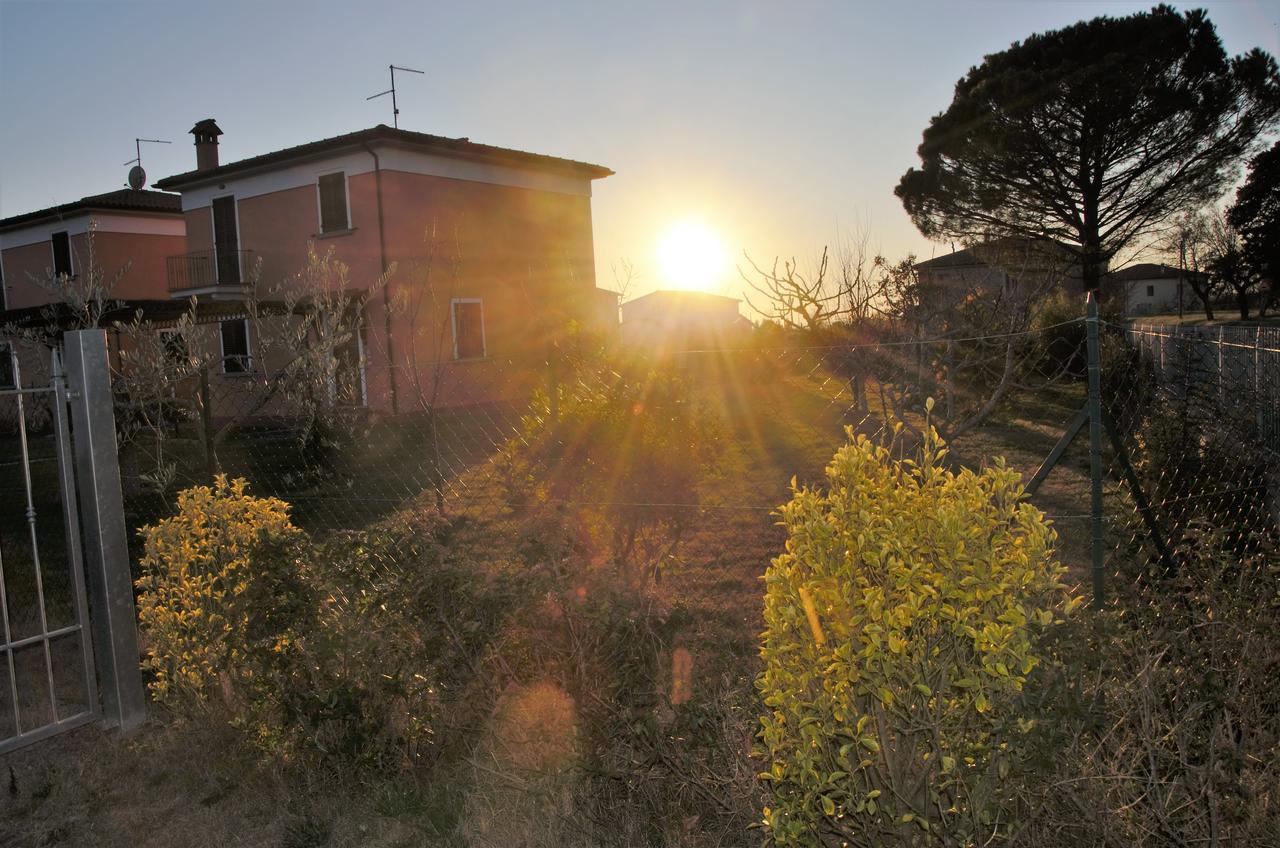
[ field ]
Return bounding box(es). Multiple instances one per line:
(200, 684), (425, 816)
(0, 357), (1100, 847)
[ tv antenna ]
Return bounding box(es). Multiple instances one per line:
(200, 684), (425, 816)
(367, 64), (424, 129)
(124, 137), (171, 190)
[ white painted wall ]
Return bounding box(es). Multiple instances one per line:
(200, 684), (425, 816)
(1126, 277), (1182, 315)
(0, 212), (185, 250)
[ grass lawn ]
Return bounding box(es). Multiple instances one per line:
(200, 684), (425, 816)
(0, 357), (1098, 847)
(1131, 311), (1280, 327)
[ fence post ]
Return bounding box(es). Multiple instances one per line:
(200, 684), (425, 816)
(199, 364), (217, 479)
(62, 329), (147, 732)
(1086, 293), (1106, 608)
(1255, 326), (1262, 431)
(1217, 326), (1225, 406)
(547, 342), (560, 425)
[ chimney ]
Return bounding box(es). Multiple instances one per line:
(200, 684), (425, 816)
(190, 118), (223, 171)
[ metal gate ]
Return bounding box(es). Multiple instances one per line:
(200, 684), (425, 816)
(0, 331), (145, 754)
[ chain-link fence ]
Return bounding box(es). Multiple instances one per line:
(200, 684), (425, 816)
(1123, 323), (1280, 448)
(100, 304), (1279, 603)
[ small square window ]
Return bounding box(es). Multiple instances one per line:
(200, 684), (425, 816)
(51, 231), (73, 278)
(220, 319), (252, 374)
(318, 172), (350, 234)
(1146, 285), (1155, 297)
(452, 300), (486, 360)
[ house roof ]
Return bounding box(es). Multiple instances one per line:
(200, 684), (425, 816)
(1104, 262), (1206, 283)
(154, 124), (614, 190)
(914, 238), (1077, 271)
(624, 289), (742, 307)
(0, 189), (182, 233)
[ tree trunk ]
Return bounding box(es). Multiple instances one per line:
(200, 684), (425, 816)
(1197, 289), (1216, 321)
(1236, 286), (1251, 320)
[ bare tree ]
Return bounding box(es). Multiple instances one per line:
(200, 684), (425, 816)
(387, 222), (466, 512)
(113, 301), (209, 491)
(740, 247), (838, 331)
(245, 244), (394, 480)
(1160, 210), (1222, 320)
(1203, 208), (1259, 320)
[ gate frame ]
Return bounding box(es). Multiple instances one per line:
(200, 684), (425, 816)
(62, 329), (147, 732)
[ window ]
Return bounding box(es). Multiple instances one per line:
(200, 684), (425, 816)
(51, 231), (73, 278)
(318, 172), (350, 234)
(211, 196), (241, 284)
(451, 299), (486, 360)
(1146, 285), (1155, 297)
(220, 319), (252, 374)
(0, 343), (14, 390)
(159, 329), (189, 366)
(0, 251), (7, 311)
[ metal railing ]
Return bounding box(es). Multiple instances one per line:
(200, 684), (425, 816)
(166, 249), (253, 292)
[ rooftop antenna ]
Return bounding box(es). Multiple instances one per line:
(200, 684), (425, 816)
(366, 64), (424, 129)
(124, 137), (171, 190)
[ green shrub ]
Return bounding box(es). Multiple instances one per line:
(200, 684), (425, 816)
(137, 480), (511, 771)
(136, 475), (312, 712)
(757, 413), (1077, 846)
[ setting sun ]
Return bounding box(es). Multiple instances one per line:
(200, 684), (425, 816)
(657, 220), (728, 290)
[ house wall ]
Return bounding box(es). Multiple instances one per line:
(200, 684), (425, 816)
(1125, 278), (1182, 316)
(0, 213), (185, 308)
(174, 150), (600, 413)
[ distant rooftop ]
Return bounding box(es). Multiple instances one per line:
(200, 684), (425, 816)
(155, 124), (614, 190)
(914, 237), (1076, 271)
(1105, 262), (1206, 282)
(625, 289), (742, 306)
(0, 189), (182, 233)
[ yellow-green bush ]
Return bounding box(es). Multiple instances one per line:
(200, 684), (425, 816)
(136, 475), (311, 711)
(757, 414), (1078, 846)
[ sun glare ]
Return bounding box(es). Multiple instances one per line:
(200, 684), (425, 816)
(657, 220), (728, 290)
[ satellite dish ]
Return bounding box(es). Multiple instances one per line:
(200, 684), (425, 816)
(127, 165), (146, 190)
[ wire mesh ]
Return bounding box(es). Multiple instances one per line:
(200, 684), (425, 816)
(101, 312), (1278, 597)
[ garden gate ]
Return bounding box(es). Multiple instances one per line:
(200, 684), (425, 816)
(0, 330), (145, 754)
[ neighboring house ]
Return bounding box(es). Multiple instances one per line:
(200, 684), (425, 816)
(0, 188), (185, 309)
(914, 239), (1086, 299)
(1103, 263), (1203, 316)
(151, 119), (614, 414)
(0, 188), (185, 388)
(620, 290), (750, 351)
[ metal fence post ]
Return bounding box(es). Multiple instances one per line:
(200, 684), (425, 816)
(62, 329), (147, 731)
(1086, 294), (1106, 608)
(1217, 326), (1225, 406)
(1255, 327), (1262, 432)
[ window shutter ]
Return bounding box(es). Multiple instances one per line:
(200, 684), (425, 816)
(454, 302), (485, 359)
(51, 232), (73, 277)
(319, 173), (348, 233)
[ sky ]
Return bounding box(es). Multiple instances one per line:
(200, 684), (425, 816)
(2, 0), (1277, 301)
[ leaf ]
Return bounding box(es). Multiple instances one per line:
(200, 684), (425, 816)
(821, 795), (836, 817)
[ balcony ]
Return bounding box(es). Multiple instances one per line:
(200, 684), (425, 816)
(167, 249), (253, 296)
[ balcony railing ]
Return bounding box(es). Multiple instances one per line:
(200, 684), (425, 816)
(166, 249), (253, 293)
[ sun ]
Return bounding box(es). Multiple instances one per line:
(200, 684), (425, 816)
(657, 220), (729, 290)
